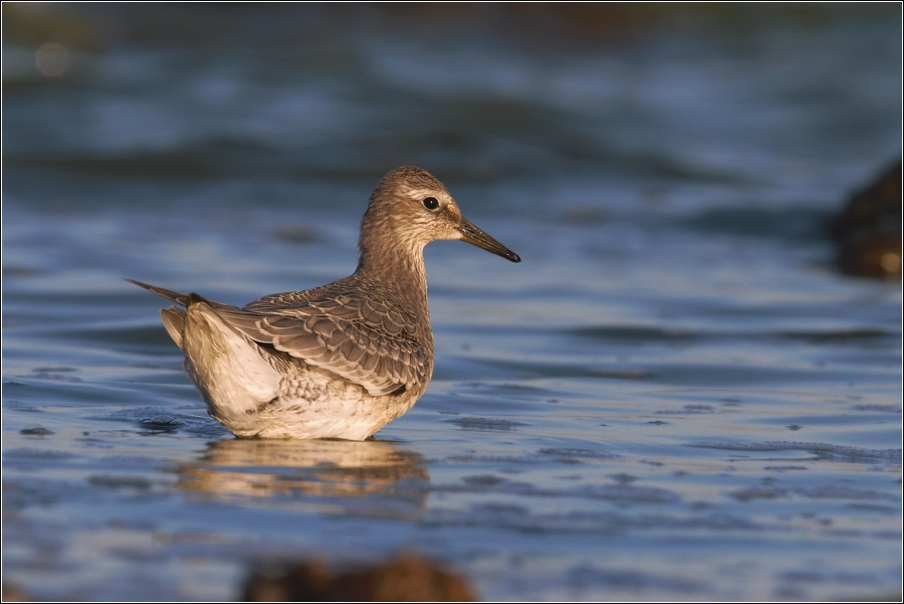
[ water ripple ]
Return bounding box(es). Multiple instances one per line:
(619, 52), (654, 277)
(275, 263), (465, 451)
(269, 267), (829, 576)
(690, 441), (902, 462)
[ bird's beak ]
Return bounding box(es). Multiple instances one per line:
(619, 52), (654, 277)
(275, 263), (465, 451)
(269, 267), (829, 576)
(457, 217), (521, 263)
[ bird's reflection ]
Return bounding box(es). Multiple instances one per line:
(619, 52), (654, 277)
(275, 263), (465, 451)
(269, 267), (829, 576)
(176, 438), (430, 516)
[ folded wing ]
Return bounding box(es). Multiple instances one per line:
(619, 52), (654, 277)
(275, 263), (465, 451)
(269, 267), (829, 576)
(128, 279), (428, 397)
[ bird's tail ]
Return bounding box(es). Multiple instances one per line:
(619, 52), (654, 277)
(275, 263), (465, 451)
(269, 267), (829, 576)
(126, 278), (189, 307)
(160, 306), (186, 350)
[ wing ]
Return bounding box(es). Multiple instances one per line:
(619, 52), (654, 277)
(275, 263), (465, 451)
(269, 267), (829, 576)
(128, 278), (430, 397)
(218, 294), (430, 397)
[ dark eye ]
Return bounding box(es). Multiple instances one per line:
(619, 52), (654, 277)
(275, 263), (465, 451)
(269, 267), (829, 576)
(423, 197), (439, 210)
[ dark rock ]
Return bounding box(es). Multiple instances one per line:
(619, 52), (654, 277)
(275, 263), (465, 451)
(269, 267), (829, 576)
(830, 160), (902, 279)
(243, 552), (475, 602)
(19, 425), (53, 435)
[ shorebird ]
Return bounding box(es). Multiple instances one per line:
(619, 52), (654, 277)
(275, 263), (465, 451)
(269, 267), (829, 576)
(129, 166), (520, 440)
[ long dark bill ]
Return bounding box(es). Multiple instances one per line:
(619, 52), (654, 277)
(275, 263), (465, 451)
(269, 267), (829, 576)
(457, 218), (521, 263)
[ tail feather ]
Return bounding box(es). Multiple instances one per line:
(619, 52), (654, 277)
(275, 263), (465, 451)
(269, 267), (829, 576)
(182, 300), (283, 429)
(126, 278), (189, 307)
(160, 306), (186, 350)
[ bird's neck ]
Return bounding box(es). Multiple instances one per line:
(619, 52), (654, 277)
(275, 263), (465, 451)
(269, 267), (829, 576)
(355, 235), (430, 313)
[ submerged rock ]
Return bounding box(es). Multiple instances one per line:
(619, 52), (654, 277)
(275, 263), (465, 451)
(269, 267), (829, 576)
(830, 160), (902, 279)
(19, 425), (53, 435)
(243, 552), (475, 602)
(1, 583), (30, 602)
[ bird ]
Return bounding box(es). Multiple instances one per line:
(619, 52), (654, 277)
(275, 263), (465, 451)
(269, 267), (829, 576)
(128, 166), (520, 440)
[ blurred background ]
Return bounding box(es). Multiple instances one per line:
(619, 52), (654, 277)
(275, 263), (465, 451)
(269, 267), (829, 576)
(4, 4), (900, 213)
(3, 4), (902, 601)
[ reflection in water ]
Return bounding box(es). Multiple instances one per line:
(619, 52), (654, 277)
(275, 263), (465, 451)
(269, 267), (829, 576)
(3, 4), (900, 600)
(176, 439), (430, 517)
(35, 42), (70, 77)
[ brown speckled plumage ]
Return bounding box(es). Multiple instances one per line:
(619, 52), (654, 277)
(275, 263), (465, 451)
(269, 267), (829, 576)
(129, 167), (519, 440)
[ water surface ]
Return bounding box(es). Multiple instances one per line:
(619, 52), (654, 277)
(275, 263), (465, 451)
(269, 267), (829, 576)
(3, 5), (901, 601)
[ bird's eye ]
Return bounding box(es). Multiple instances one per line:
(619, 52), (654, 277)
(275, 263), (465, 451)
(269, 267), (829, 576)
(423, 197), (439, 210)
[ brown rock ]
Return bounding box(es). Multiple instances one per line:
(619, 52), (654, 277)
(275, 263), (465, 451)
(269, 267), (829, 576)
(243, 552), (476, 602)
(830, 160), (902, 279)
(2, 583), (31, 602)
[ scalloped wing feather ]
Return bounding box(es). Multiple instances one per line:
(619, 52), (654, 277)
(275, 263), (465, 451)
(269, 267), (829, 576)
(213, 299), (428, 397)
(127, 280), (429, 398)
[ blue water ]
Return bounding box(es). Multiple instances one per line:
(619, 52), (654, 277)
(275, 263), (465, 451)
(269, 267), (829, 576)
(3, 5), (901, 600)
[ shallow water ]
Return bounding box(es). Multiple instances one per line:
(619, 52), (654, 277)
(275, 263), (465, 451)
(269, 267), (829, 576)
(3, 5), (902, 601)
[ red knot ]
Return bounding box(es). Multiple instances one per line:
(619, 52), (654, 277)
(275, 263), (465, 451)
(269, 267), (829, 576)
(129, 166), (520, 439)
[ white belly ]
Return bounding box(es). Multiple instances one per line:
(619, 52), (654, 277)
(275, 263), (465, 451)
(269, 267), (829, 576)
(178, 302), (420, 440)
